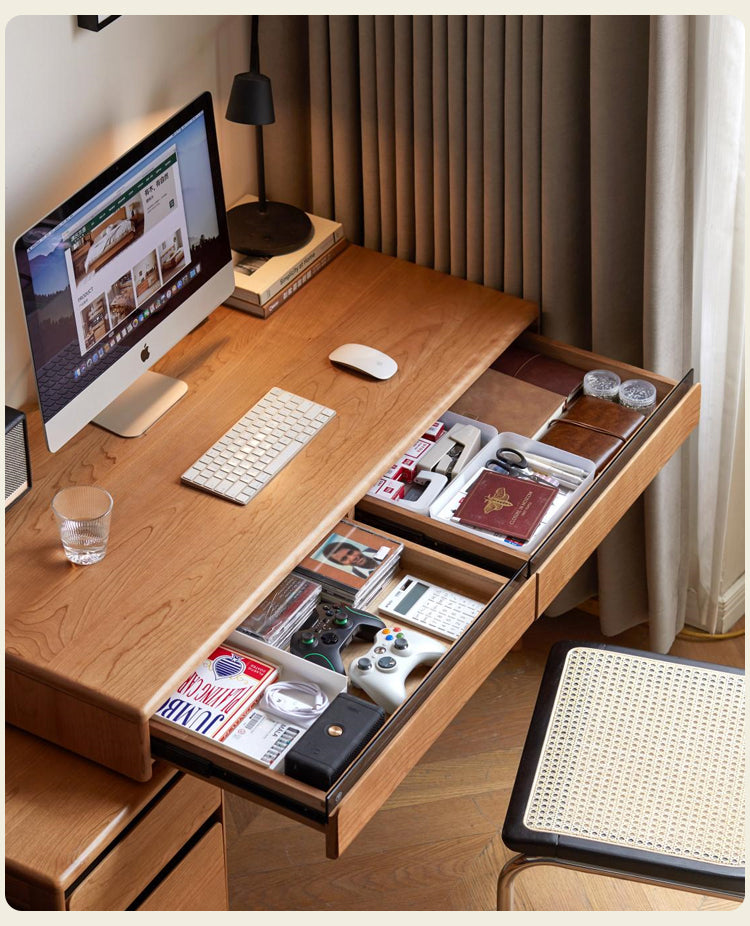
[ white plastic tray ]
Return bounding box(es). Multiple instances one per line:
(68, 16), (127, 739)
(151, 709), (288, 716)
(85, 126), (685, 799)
(226, 632), (349, 704)
(428, 432), (596, 554)
(385, 411), (498, 515)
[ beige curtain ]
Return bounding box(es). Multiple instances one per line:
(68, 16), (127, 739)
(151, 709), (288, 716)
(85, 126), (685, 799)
(259, 14), (743, 652)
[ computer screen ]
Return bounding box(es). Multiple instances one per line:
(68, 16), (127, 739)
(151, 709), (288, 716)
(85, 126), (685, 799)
(13, 91), (234, 452)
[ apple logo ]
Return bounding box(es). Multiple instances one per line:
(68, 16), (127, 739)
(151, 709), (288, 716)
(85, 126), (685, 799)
(140, 343), (150, 363)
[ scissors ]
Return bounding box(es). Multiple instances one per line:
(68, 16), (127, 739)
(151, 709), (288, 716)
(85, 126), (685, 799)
(487, 447), (559, 487)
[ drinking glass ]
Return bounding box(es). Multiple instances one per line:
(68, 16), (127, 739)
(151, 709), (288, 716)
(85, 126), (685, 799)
(52, 486), (113, 565)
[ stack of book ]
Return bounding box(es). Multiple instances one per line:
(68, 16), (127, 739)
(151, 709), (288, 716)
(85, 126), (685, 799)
(226, 194), (347, 318)
(235, 574), (322, 649)
(293, 520), (403, 609)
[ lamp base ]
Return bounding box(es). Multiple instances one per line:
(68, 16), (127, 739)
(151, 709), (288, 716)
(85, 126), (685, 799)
(227, 200), (314, 257)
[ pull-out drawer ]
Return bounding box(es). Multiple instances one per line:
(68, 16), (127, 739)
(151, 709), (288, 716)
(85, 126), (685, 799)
(134, 822), (228, 911)
(150, 531), (536, 858)
(67, 774), (221, 910)
(357, 333), (700, 614)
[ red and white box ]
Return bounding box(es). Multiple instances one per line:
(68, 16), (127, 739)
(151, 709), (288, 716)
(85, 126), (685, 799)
(366, 477), (407, 502)
(396, 459), (417, 482)
(405, 438), (432, 460)
(396, 438), (433, 480)
(422, 421), (446, 441)
(383, 461), (409, 482)
(154, 646), (278, 742)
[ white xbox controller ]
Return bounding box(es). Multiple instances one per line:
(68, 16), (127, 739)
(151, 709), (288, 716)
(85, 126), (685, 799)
(347, 625), (447, 714)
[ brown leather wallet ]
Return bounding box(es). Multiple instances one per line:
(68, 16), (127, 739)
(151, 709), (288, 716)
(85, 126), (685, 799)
(540, 395), (645, 473)
(492, 344), (585, 404)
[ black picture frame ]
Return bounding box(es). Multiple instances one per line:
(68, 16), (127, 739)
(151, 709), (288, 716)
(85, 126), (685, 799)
(77, 15), (120, 32)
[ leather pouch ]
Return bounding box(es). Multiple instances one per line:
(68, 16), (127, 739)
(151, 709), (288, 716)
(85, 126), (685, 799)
(284, 692), (385, 789)
(540, 395), (645, 474)
(492, 344), (585, 404)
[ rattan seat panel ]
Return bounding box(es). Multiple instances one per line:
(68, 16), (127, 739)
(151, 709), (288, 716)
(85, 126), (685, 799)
(523, 647), (745, 867)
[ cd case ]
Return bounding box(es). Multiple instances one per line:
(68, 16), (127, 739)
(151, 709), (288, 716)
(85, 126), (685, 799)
(293, 519), (403, 606)
(235, 574), (321, 648)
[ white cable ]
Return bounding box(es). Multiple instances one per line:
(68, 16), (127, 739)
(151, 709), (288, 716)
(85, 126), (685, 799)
(261, 680), (329, 723)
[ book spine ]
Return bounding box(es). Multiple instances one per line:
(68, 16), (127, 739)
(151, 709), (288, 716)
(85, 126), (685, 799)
(228, 238), (349, 318)
(233, 226), (345, 306)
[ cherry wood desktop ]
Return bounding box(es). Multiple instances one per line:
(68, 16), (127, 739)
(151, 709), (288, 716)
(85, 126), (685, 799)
(5, 246), (536, 771)
(5, 245), (700, 871)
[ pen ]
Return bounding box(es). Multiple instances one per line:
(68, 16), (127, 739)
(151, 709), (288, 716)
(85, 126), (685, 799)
(522, 451), (589, 479)
(524, 463), (581, 491)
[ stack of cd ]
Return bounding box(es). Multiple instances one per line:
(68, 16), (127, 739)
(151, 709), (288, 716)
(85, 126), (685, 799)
(293, 520), (403, 608)
(236, 575), (322, 650)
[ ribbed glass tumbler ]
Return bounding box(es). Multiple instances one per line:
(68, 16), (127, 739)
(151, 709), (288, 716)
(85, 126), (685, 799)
(52, 486), (113, 565)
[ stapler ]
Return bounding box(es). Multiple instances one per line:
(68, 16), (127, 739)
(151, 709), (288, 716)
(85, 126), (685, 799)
(416, 423), (482, 479)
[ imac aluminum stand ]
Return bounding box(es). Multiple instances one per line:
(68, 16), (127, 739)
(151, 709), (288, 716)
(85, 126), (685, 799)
(93, 371), (187, 438)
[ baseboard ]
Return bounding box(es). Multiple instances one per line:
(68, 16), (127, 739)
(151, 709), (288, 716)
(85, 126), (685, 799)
(685, 573), (745, 634)
(717, 573), (745, 633)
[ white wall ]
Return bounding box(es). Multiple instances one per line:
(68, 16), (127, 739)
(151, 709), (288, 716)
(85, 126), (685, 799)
(4, 14), (254, 409)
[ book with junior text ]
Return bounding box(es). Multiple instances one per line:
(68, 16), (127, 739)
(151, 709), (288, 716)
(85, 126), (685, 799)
(154, 646), (278, 742)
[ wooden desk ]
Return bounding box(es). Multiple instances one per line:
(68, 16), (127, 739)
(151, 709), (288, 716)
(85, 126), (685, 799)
(5, 725), (226, 910)
(5, 246), (537, 781)
(5, 245), (699, 860)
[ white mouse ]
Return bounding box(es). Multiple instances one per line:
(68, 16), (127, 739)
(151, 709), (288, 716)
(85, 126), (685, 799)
(329, 343), (398, 380)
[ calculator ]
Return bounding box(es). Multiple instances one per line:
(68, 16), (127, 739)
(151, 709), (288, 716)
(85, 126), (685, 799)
(378, 575), (483, 641)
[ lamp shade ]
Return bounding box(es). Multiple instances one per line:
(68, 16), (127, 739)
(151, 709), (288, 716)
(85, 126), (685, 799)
(225, 72), (275, 126)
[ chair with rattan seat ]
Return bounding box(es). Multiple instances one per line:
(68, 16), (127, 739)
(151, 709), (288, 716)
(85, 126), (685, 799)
(498, 641), (745, 910)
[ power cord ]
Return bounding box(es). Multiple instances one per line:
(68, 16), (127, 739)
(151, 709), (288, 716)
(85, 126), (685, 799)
(676, 626), (745, 642)
(261, 680), (329, 723)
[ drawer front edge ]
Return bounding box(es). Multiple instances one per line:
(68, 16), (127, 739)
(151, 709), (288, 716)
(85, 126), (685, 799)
(67, 775), (220, 910)
(325, 576), (537, 858)
(149, 731), (329, 831)
(135, 822), (228, 911)
(533, 380), (700, 612)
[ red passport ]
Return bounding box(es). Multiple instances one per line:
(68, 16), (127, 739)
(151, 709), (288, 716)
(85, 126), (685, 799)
(454, 470), (557, 541)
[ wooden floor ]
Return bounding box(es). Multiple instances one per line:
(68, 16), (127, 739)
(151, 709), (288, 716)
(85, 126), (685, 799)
(225, 609), (744, 911)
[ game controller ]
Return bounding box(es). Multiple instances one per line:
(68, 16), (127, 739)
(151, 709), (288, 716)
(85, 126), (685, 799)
(289, 601), (385, 674)
(347, 625), (448, 713)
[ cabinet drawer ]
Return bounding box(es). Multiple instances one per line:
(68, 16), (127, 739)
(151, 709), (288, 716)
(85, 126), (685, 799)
(150, 533), (534, 858)
(67, 774), (220, 910)
(136, 823), (228, 911)
(357, 333), (699, 613)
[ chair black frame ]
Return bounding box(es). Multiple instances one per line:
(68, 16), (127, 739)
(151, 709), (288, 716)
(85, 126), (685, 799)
(499, 640), (745, 909)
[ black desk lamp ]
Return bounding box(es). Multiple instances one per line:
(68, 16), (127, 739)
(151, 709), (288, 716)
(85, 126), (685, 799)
(225, 16), (313, 256)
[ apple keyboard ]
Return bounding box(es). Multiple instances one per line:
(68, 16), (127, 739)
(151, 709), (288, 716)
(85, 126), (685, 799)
(181, 387), (335, 504)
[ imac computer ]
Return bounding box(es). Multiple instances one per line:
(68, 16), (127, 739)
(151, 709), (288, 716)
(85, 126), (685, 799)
(13, 91), (234, 452)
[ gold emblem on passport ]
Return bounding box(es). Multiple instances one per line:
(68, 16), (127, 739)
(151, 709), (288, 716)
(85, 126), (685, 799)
(483, 487), (513, 514)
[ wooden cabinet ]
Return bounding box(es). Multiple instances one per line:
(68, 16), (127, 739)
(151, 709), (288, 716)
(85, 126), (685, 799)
(4, 247), (699, 863)
(5, 726), (226, 911)
(135, 824), (228, 911)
